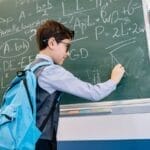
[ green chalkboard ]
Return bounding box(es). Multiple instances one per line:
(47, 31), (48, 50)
(0, 0), (150, 105)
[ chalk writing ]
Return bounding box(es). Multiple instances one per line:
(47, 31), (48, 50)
(0, 17), (13, 24)
(69, 47), (89, 60)
(0, 39), (29, 58)
(86, 68), (101, 84)
(36, 0), (53, 16)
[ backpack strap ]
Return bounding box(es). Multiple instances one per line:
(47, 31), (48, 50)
(22, 61), (51, 114)
(25, 61), (51, 72)
(23, 78), (34, 114)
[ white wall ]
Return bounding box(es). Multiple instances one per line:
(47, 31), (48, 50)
(58, 113), (150, 141)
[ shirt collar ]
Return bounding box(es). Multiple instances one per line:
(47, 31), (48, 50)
(36, 54), (54, 64)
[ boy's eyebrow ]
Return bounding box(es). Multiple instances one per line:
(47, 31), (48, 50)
(60, 41), (71, 45)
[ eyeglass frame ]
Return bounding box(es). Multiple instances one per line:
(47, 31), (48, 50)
(43, 38), (72, 52)
(59, 41), (71, 52)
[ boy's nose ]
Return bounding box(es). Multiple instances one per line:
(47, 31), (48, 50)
(67, 51), (70, 57)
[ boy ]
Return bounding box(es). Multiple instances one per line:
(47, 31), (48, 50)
(34, 20), (125, 150)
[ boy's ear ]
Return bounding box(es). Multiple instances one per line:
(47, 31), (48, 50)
(48, 37), (56, 49)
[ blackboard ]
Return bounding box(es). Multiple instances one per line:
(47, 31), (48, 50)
(0, 0), (150, 105)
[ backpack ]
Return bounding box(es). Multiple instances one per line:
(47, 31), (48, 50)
(0, 61), (51, 150)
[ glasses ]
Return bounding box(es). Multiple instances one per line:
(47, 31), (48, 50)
(60, 41), (71, 52)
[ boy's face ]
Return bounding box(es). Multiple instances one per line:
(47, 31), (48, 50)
(52, 39), (71, 65)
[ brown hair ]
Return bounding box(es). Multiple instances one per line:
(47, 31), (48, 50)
(36, 20), (74, 50)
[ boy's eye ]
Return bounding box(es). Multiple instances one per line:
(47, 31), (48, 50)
(60, 41), (71, 52)
(66, 44), (70, 52)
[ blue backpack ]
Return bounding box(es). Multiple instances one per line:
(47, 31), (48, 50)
(0, 61), (51, 150)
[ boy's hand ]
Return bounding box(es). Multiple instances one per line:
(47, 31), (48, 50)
(111, 64), (125, 84)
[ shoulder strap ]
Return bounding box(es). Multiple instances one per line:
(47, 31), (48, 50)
(25, 61), (51, 72)
(23, 61), (51, 114)
(23, 78), (34, 114)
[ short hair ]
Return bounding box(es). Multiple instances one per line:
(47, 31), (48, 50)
(36, 20), (74, 50)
